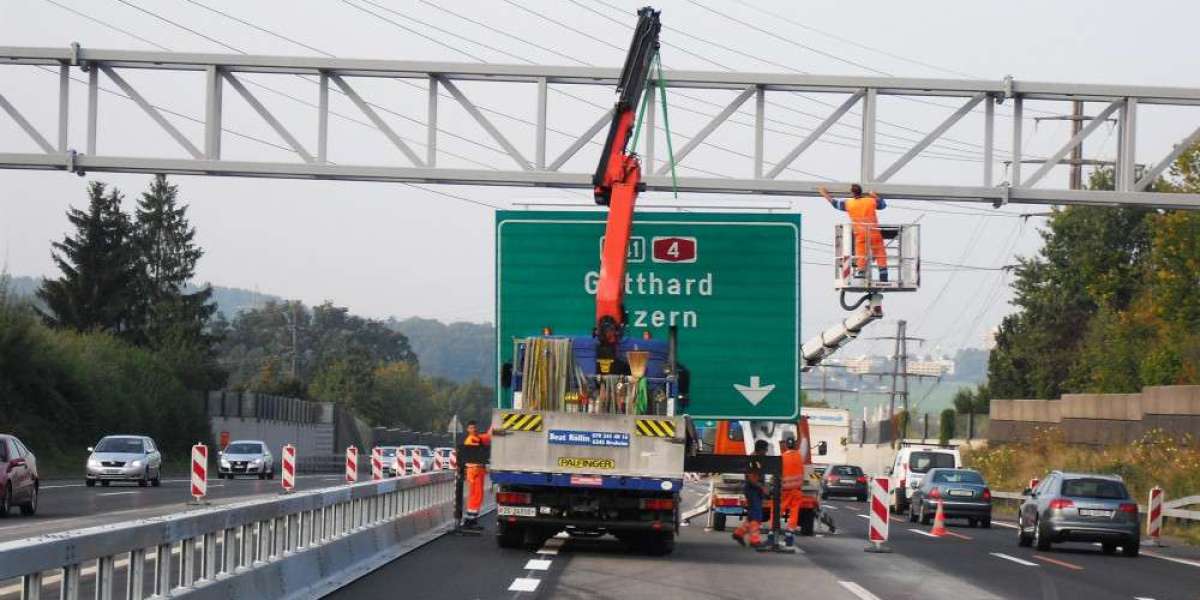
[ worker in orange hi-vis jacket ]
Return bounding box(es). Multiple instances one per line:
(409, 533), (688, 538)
(819, 184), (889, 282)
(462, 420), (492, 529)
(778, 436), (805, 548)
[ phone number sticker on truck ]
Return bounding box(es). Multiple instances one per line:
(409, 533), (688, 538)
(548, 430), (631, 447)
(557, 457), (616, 470)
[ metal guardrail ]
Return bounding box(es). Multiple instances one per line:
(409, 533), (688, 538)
(0, 471), (455, 599)
(992, 490), (1200, 521)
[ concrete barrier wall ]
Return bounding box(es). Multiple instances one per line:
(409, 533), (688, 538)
(209, 416), (334, 457)
(989, 385), (1200, 446)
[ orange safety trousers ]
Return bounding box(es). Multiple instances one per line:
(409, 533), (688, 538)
(733, 518), (763, 545)
(466, 464), (486, 515)
(781, 490), (805, 530)
(846, 196), (887, 271)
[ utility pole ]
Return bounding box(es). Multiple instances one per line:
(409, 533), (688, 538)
(1027, 100), (1118, 190)
(867, 323), (937, 443)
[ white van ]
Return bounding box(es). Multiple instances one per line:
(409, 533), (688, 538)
(886, 443), (961, 513)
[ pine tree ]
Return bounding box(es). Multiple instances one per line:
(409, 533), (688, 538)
(37, 181), (140, 335)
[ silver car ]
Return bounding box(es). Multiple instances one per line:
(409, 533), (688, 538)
(86, 435), (162, 487)
(218, 440), (275, 480)
(1018, 471), (1140, 556)
(378, 447), (401, 476)
(398, 445), (434, 473)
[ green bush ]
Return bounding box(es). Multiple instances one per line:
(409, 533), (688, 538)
(939, 408), (956, 445)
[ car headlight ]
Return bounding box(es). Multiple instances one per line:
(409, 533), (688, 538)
(87, 458), (101, 468)
(251, 458), (263, 465)
(130, 460), (144, 468)
(220, 459), (231, 468)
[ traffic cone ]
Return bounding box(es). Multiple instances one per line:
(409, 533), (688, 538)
(930, 498), (948, 537)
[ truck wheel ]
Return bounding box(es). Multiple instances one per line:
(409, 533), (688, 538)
(799, 509), (816, 536)
(643, 532), (675, 556)
(712, 512), (727, 532)
(496, 523), (524, 549)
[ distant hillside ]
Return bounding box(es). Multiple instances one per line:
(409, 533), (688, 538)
(388, 317), (495, 385)
(5, 275), (279, 319)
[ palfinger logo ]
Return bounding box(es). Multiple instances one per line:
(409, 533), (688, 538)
(557, 457), (616, 470)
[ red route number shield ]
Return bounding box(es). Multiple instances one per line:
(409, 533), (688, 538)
(652, 236), (697, 263)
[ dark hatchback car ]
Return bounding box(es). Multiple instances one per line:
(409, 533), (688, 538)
(0, 434), (40, 517)
(819, 464), (868, 501)
(1018, 471), (1140, 556)
(909, 468), (992, 527)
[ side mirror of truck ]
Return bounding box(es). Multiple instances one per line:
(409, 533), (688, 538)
(817, 441), (828, 456)
(500, 362), (513, 389)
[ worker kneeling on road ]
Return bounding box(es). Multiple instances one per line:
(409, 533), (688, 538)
(732, 440), (770, 549)
(819, 184), (889, 282)
(463, 420), (491, 529)
(779, 435), (805, 548)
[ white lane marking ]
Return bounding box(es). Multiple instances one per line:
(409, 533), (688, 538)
(1143, 551), (1200, 568)
(508, 577), (540, 592)
(822, 504), (839, 511)
(98, 491), (139, 496)
(40, 484), (85, 489)
(838, 581), (882, 600)
(908, 528), (940, 538)
(990, 552), (1039, 567)
(856, 514), (870, 520)
(524, 559), (552, 571)
(991, 520), (1019, 529)
(1134, 597), (1156, 600)
(554, 531), (569, 539)
(535, 548), (559, 555)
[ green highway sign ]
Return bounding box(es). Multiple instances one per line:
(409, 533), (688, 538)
(495, 211), (801, 420)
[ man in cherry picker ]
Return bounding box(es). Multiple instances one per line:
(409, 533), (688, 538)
(819, 184), (889, 282)
(732, 439), (770, 549)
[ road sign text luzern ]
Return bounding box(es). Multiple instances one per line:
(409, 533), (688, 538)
(496, 211), (801, 420)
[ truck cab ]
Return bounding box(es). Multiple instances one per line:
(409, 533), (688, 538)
(707, 418), (826, 535)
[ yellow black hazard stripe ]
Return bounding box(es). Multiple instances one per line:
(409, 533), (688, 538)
(634, 419), (676, 438)
(500, 412), (543, 432)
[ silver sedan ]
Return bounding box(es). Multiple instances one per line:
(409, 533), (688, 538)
(86, 435), (162, 487)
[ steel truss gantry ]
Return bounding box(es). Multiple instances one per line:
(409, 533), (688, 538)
(3, 45), (1200, 209)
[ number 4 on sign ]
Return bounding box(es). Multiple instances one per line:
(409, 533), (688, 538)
(652, 237), (696, 263)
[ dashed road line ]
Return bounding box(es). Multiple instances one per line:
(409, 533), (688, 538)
(991, 520), (1020, 529)
(1033, 555), (1084, 571)
(857, 514), (870, 520)
(838, 581), (882, 600)
(908, 528), (940, 538)
(508, 578), (540, 592)
(822, 504), (839, 511)
(523, 559), (553, 571)
(98, 491), (140, 496)
(990, 552), (1039, 567)
(1143, 550), (1200, 568)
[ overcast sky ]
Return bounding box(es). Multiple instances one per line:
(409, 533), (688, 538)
(2, 0), (1198, 357)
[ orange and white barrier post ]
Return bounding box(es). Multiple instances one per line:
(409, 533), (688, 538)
(281, 444), (296, 493)
(396, 450), (408, 476)
(371, 447), (383, 481)
(411, 448), (424, 474)
(449, 449), (458, 471)
(345, 446), (359, 483)
(191, 443), (208, 503)
(1148, 486), (1164, 546)
(866, 476), (892, 553)
(433, 452), (444, 471)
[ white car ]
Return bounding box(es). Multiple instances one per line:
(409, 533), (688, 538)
(218, 440), (275, 480)
(398, 445), (434, 473)
(886, 443), (961, 513)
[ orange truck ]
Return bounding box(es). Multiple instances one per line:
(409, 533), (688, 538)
(707, 417), (827, 535)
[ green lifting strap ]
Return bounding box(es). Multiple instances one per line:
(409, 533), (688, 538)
(655, 52), (679, 198)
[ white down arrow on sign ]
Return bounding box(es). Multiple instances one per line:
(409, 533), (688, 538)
(734, 376), (775, 406)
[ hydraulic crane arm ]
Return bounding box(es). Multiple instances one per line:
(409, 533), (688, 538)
(801, 293), (883, 371)
(592, 6), (661, 374)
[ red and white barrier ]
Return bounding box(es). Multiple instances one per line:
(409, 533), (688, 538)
(410, 448), (424, 474)
(449, 450), (458, 471)
(191, 443), (208, 501)
(371, 447), (383, 481)
(1028, 478), (1040, 492)
(433, 453), (444, 471)
(281, 444), (296, 493)
(866, 476), (891, 552)
(1148, 486), (1164, 546)
(395, 451), (408, 477)
(345, 446), (359, 483)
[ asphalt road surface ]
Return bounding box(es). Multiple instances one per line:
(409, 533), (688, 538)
(334, 488), (1200, 600)
(0, 473), (351, 543)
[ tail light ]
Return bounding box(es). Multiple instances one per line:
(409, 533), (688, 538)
(856, 476), (868, 484)
(929, 487), (941, 499)
(497, 492), (532, 505)
(640, 498), (675, 511)
(1118, 503), (1138, 514)
(982, 488), (992, 501)
(714, 497), (741, 508)
(1049, 498), (1075, 510)
(826, 475), (838, 482)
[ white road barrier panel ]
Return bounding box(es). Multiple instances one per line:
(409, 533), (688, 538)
(865, 476), (891, 553)
(1148, 486), (1164, 546)
(371, 447), (383, 481)
(281, 444), (296, 493)
(345, 446), (359, 484)
(191, 443), (208, 502)
(0, 471), (460, 599)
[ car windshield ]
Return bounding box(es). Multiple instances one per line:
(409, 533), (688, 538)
(832, 466), (861, 476)
(96, 438), (144, 453)
(420, 448), (432, 457)
(380, 448), (397, 457)
(909, 452), (955, 473)
(225, 443), (263, 454)
(1061, 478), (1128, 499)
(931, 470), (983, 484)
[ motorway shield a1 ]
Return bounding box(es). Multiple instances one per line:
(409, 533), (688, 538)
(495, 211), (801, 420)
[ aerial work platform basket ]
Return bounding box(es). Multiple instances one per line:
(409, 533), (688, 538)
(833, 223), (920, 292)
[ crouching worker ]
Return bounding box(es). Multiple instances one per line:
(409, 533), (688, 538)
(732, 439), (770, 549)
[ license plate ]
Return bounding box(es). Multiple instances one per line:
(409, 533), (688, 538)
(839, 479), (856, 484)
(1079, 509), (1113, 517)
(948, 489), (973, 497)
(497, 506), (536, 517)
(105, 469), (121, 475)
